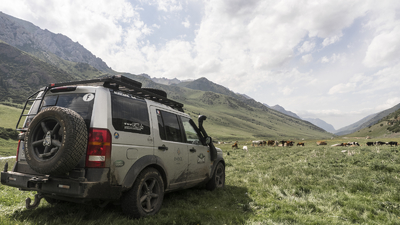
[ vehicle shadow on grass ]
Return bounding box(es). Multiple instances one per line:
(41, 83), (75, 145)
(8, 185), (252, 224)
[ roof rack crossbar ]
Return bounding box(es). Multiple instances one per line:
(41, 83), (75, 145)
(47, 75), (184, 111)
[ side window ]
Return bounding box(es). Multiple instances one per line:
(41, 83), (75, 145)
(181, 117), (201, 145)
(156, 110), (183, 142)
(111, 93), (150, 135)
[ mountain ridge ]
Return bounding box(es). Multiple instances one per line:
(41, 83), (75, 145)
(0, 12), (112, 73)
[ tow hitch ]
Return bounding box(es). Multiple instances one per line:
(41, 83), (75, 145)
(25, 176), (48, 209)
(26, 193), (43, 209)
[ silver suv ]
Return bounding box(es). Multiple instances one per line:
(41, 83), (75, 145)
(1, 75), (225, 218)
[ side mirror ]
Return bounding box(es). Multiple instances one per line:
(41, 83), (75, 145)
(205, 136), (212, 145)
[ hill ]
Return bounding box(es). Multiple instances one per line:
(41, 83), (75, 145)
(335, 103), (400, 136)
(175, 77), (238, 99)
(344, 107), (400, 139)
(0, 41), (82, 103)
(0, 12), (112, 74)
(302, 118), (336, 133)
(270, 105), (301, 119)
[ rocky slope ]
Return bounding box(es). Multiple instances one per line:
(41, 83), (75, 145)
(0, 12), (112, 73)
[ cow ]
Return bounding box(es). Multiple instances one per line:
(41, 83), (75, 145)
(286, 141), (294, 146)
(232, 141), (239, 150)
(297, 142), (305, 146)
(347, 142), (360, 146)
(267, 140), (275, 146)
(252, 140), (263, 147)
(243, 146), (248, 152)
(375, 141), (386, 146)
(388, 141), (398, 146)
(262, 140), (267, 146)
(280, 141), (294, 146)
(366, 142), (374, 146)
(316, 141), (327, 146)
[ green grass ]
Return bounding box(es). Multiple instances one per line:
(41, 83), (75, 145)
(0, 104), (22, 129)
(1, 139), (400, 224)
(0, 138), (17, 157)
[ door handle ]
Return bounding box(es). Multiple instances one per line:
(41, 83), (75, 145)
(158, 145), (168, 151)
(190, 148), (196, 153)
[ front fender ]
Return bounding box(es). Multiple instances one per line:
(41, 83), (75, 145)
(121, 155), (168, 191)
(209, 154), (225, 179)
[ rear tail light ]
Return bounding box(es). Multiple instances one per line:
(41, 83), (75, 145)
(86, 128), (112, 168)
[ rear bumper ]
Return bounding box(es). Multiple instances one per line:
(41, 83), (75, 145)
(1, 170), (122, 201)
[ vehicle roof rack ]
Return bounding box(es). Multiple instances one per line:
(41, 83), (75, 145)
(48, 75), (184, 112)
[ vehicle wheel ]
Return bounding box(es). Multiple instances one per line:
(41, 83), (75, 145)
(206, 162), (225, 191)
(24, 106), (88, 175)
(121, 168), (164, 218)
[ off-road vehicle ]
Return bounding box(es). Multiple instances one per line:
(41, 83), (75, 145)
(1, 75), (225, 218)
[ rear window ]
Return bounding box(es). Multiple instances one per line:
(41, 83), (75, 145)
(111, 92), (150, 135)
(39, 93), (95, 128)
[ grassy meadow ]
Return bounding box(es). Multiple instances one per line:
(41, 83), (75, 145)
(1, 139), (400, 224)
(0, 104), (22, 129)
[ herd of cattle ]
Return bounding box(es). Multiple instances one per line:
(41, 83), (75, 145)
(230, 140), (399, 149)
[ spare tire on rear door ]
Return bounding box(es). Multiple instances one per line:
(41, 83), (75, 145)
(24, 106), (88, 175)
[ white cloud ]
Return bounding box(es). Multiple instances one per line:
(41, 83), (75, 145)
(321, 56), (329, 63)
(199, 59), (222, 74)
(298, 41), (315, 53)
(182, 17), (190, 28)
(363, 26), (400, 67)
(328, 83), (356, 95)
(322, 34), (342, 47)
(281, 87), (293, 96)
(147, 0), (183, 12)
(302, 54), (313, 63)
(375, 97), (400, 111)
(320, 53), (346, 64)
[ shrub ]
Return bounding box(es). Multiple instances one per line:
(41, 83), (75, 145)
(0, 127), (18, 140)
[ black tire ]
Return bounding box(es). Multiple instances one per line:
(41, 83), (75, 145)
(206, 162), (225, 191)
(24, 106), (88, 175)
(121, 168), (164, 218)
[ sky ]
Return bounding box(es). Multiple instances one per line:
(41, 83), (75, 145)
(1, 0), (400, 130)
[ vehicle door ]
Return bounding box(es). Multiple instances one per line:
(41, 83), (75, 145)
(108, 92), (154, 185)
(180, 116), (210, 186)
(150, 107), (188, 190)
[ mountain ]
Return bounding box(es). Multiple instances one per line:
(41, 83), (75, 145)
(0, 12), (112, 74)
(270, 105), (301, 119)
(237, 93), (253, 100)
(0, 41), (78, 103)
(302, 118), (336, 133)
(175, 77), (238, 98)
(335, 102), (400, 136)
(334, 114), (377, 136)
(343, 107), (400, 138)
(152, 77), (181, 85)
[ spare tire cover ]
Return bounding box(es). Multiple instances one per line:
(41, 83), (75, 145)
(24, 106), (88, 175)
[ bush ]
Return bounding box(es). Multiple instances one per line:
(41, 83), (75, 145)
(0, 127), (18, 140)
